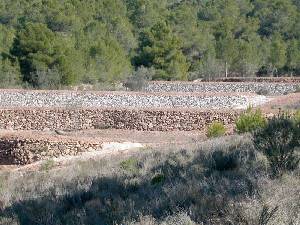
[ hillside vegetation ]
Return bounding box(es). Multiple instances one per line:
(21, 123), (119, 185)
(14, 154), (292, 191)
(0, 0), (300, 88)
(0, 115), (299, 225)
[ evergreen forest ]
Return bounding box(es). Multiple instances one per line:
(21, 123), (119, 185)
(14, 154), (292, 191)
(1, 0), (300, 88)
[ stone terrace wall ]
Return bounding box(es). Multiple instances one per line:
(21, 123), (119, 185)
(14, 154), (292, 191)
(213, 77), (300, 83)
(0, 108), (240, 132)
(145, 81), (299, 95)
(0, 135), (102, 165)
(0, 90), (267, 109)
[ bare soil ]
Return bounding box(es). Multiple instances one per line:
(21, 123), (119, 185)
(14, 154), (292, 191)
(0, 129), (206, 172)
(0, 129), (206, 145)
(258, 93), (300, 113)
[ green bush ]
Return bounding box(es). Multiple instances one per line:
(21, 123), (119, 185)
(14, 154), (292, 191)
(151, 173), (165, 185)
(210, 150), (239, 171)
(34, 68), (62, 89)
(236, 108), (267, 133)
(120, 158), (139, 173)
(253, 114), (300, 176)
(124, 66), (154, 91)
(207, 122), (226, 138)
(256, 87), (271, 96)
(294, 110), (300, 125)
(0, 59), (21, 88)
(209, 147), (256, 172)
(40, 159), (56, 172)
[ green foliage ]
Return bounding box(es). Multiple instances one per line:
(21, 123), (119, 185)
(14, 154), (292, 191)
(11, 23), (56, 83)
(0, 0), (300, 88)
(136, 21), (189, 80)
(1, 135), (299, 224)
(286, 39), (300, 75)
(189, 54), (224, 81)
(294, 110), (300, 125)
(120, 158), (139, 173)
(34, 68), (62, 89)
(0, 59), (21, 88)
(253, 0), (298, 38)
(0, 24), (15, 56)
(40, 159), (56, 172)
(80, 21), (132, 84)
(124, 66), (154, 91)
(151, 173), (165, 185)
(207, 122), (226, 138)
(268, 34), (287, 75)
(125, 0), (168, 30)
(94, 0), (137, 52)
(88, 36), (132, 83)
(210, 147), (256, 172)
(253, 114), (300, 176)
(10, 22), (81, 87)
(210, 150), (239, 171)
(236, 108), (267, 133)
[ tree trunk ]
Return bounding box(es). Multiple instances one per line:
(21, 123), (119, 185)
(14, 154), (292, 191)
(225, 61), (228, 78)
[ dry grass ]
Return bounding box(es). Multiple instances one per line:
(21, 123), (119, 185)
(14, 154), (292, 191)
(0, 135), (299, 225)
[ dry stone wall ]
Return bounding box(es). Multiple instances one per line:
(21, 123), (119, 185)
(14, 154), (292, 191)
(213, 77), (300, 83)
(145, 81), (299, 95)
(0, 135), (102, 165)
(0, 85), (264, 165)
(0, 108), (240, 132)
(0, 106), (240, 165)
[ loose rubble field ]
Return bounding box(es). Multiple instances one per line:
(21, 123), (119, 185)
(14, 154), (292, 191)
(0, 80), (299, 166)
(0, 90), (268, 109)
(145, 81), (299, 95)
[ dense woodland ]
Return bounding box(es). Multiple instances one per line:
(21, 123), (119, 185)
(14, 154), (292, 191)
(0, 0), (300, 88)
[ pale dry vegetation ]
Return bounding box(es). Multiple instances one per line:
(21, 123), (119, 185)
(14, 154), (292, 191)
(0, 133), (299, 225)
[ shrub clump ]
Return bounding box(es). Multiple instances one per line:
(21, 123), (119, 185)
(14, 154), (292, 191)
(210, 150), (239, 171)
(207, 122), (226, 138)
(256, 87), (271, 96)
(124, 66), (154, 91)
(120, 158), (139, 173)
(151, 174), (165, 185)
(40, 159), (56, 172)
(253, 114), (300, 176)
(209, 147), (256, 172)
(236, 108), (267, 133)
(294, 110), (300, 125)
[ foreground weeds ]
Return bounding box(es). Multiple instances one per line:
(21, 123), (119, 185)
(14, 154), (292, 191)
(0, 135), (299, 225)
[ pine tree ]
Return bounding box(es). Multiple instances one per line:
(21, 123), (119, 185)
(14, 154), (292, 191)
(137, 21), (189, 80)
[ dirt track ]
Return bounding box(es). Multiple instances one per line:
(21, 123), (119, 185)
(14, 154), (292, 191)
(0, 129), (206, 146)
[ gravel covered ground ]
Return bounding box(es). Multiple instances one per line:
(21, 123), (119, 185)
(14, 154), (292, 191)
(145, 81), (299, 95)
(0, 90), (269, 109)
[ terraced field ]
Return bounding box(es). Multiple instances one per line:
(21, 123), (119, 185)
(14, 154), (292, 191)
(0, 80), (299, 165)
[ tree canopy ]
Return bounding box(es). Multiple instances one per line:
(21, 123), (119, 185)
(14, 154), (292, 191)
(0, 0), (299, 88)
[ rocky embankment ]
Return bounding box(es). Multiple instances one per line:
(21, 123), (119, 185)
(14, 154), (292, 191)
(2, 80), (293, 165)
(145, 82), (299, 95)
(0, 134), (102, 165)
(0, 90), (268, 109)
(0, 108), (240, 131)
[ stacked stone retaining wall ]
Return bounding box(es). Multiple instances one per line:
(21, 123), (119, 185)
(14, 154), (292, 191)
(213, 77), (300, 83)
(0, 108), (240, 132)
(0, 134), (102, 165)
(0, 84), (281, 165)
